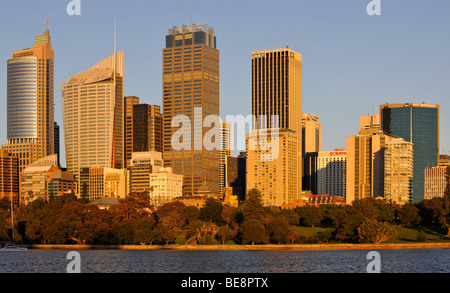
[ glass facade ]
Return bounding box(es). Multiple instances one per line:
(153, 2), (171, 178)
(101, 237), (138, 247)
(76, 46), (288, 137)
(381, 105), (439, 202)
(7, 57), (38, 141)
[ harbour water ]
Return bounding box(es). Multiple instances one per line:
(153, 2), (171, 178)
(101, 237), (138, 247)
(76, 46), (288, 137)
(1, 248), (450, 273)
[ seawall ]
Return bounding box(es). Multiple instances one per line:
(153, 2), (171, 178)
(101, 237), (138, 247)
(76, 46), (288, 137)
(25, 242), (450, 251)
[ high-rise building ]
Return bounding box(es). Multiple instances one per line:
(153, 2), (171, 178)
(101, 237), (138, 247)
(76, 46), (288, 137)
(346, 127), (397, 204)
(133, 104), (163, 154)
(247, 46), (302, 206)
(424, 166), (447, 200)
(162, 23), (220, 196)
(380, 102), (440, 202)
(2, 25), (54, 172)
(129, 151), (164, 194)
(54, 122), (60, 167)
(62, 51), (125, 194)
(219, 121), (231, 198)
(225, 155), (246, 201)
(247, 129), (299, 207)
(302, 114), (321, 154)
(124, 96), (140, 168)
(384, 138), (414, 204)
(316, 150), (347, 198)
(0, 150), (19, 203)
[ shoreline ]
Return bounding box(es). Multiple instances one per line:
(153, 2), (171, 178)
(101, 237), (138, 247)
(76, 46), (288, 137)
(24, 242), (450, 251)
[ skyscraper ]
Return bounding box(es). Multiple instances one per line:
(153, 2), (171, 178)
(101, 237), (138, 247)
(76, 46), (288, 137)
(346, 127), (398, 204)
(302, 114), (321, 154)
(124, 96), (140, 168)
(219, 121), (231, 198)
(62, 51), (125, 193)
(133, 104), (163, 154)
(162, 23), (220, 196)
(247, 46), (302, 206)
(2, 24), (54, 172)
(380, 102), (440, 202)
(384, 138), (414, 204)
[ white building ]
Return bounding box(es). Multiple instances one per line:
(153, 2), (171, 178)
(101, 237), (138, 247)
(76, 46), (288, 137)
(89, 167), (127, 201)
(316, 150), (347, 197)
(149, 167), (183, 207)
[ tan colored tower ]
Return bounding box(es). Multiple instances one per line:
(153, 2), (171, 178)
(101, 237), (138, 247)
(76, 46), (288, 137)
(247, 46), (302, 206)
(62, 51), (125, 193)
(163, 23), (220, 196)
(346, 127), (397, 204)
(0, 150), (19, 203)
(246, 130), (299, 206)
(302, 114), (321, 153)
(219, 121), (232, 198)
(384, 138), (413, 204)
(124, 96), (140, 168)
(2, 24), (54, 172)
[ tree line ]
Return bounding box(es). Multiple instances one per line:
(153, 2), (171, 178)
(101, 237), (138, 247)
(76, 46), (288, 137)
(1, 165), (449, 245)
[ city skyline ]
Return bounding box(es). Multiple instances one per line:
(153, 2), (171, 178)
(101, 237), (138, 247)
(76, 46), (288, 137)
(0, 0), (450, 169)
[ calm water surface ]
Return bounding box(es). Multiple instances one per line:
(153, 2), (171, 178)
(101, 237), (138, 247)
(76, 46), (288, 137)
(1, 249), (449, 273)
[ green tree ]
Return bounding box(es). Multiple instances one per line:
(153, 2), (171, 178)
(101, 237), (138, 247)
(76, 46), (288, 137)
(181, 206), (200, 225)
(216, 226), (234, 245)
(280, 209), (300, 226)
(357, 219), (397, 244)
(241, 219), (266, 245)
(399, 203), (421, 226)
(295, 206), (323, 228)
(242, 189), (265, 223)
(199, 198), (224, 225)
(133, 219), (156, 245)
(267, 215), (291, 244)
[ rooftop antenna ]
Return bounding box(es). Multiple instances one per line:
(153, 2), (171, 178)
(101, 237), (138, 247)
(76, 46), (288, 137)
(46, 15), (49, 30)
(190, 7), (193, 26)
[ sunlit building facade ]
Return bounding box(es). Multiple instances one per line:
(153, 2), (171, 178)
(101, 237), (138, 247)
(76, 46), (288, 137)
(163, 23), (220, 196)
(2, 26), (55, 172)
(62, 51), (125, 195)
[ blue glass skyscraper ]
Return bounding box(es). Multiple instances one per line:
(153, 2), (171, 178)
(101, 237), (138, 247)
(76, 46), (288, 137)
(380, 103), (440, 203)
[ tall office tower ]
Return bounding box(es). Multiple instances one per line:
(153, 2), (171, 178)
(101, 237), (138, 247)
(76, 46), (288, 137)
(124, 96), (140, 168)
(302, 114), (321, 154)
(54, 122), (60, 167)
(247, 46), (302, 206)
(1, 25), (54, 173)
(134, 104), (163, 153)
(226, 155), (246, 201)
(380, 103), (440, 203)
(384, 138), (414, 204)
(62, 51), (125, 194)
(163, 23), (220, 196)
(346, 127), (397, 204)
(360, 114), (380, 130)
(316, 150), (347, 197)
(0, 150), (19, 203)
(219, 121), (231, 198)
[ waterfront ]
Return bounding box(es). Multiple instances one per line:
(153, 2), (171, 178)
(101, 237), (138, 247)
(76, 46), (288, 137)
(1, 248), (450, 273)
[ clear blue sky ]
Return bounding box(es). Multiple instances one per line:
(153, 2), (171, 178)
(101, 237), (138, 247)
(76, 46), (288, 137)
(1, 0), (449, 168)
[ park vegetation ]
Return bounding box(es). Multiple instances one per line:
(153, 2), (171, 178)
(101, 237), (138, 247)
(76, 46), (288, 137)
(1, 166), (449, 246)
